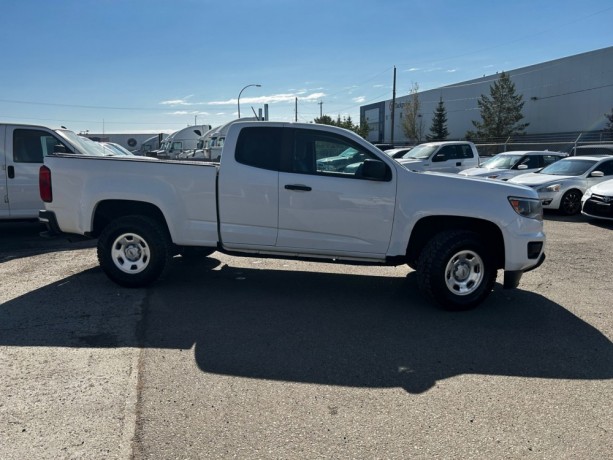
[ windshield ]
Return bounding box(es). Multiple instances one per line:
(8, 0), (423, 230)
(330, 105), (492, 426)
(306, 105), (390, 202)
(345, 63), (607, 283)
(539, 159), (596, 176)
(403, 144), (438, 160)
(102, 142), (133, 156)
(480, 154), (523, 169)
(339, 147), (358, 158)
(55, 130), (109, 156)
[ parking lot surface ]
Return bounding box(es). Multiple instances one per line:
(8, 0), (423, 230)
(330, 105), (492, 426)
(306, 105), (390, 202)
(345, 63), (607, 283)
(0, 216), (611, 459)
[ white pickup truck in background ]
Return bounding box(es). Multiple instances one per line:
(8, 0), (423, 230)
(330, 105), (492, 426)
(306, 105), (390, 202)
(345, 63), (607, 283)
(39, 121), (546, 310)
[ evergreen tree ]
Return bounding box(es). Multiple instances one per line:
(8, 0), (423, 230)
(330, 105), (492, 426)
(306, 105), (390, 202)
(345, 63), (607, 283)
(467, 72), (528, 140)
(426, 97), (449, 141)
(314, 114), (369, 138)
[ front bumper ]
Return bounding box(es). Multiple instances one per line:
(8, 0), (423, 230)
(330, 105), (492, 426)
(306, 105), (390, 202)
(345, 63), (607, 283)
(503, 251), (546, 288)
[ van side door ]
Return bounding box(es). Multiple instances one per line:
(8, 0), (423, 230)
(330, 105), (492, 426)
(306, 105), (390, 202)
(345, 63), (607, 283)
(0, 125), (8, 218)
(5, 126), (68, 219)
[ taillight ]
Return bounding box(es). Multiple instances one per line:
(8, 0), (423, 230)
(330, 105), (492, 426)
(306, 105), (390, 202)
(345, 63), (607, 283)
(39, 165), (52, 202)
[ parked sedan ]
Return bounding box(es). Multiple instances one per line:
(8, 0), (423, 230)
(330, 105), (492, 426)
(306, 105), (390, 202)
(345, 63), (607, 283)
(509, 155), (613, 215)
(459, 151), (566, 181)
(316, 147), (367, 172)
(581, 178), (613, 221)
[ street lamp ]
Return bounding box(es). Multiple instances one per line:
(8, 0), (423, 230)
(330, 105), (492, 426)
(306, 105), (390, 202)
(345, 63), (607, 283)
(238, 84), (261, 118)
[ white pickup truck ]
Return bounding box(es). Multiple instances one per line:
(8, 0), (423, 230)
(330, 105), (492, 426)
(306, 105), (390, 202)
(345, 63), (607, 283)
(39, 121), (546, 310)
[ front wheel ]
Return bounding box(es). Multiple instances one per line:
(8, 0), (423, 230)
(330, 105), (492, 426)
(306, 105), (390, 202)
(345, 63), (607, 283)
(416, 231), (497, 311)
(559, 189), (582, 215)
(97, 215), (171, 287)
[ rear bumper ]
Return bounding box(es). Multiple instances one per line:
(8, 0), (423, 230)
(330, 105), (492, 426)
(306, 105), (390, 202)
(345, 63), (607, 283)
(38, 210), (62, 237)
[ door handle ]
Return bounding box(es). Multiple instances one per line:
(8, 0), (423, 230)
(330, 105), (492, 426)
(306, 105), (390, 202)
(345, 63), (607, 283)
(7, 166), (15, 179)
(284, 184), (312, 191)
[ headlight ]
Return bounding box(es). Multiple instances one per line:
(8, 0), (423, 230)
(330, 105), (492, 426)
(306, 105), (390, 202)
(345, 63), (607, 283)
(508, 196), (543, 220)
(537, 183), (561, 193)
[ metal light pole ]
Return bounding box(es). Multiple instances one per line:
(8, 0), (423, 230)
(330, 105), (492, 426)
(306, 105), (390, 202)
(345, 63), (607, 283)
(238, 84), (261, 118)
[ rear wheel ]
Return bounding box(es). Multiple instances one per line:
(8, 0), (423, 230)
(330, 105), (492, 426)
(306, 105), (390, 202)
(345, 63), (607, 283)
(97, 215), (171, 287)
(559, 189), (582, 215)
(416, 230), (496, 311)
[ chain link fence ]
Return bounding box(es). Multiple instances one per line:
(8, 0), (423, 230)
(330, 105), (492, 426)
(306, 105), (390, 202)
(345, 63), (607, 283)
(471, 131), (613, 157)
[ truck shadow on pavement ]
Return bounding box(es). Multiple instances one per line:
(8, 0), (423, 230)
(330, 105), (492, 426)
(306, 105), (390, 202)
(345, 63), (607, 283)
(2, 255), (612, 394)
(0, 221), (95, 263)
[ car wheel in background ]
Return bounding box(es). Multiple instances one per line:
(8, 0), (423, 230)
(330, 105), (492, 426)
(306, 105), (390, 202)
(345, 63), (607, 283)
(560, 190), (582, 215)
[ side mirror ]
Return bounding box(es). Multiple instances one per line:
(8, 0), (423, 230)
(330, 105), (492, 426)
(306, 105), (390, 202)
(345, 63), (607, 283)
(517, 164), (528, 170)
(432, 153), (446, 162)
(590, 170), (604, 177)
(361, 159), (389, 180)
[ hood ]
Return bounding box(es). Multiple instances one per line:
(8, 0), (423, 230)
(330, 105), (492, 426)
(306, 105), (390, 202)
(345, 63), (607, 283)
(401, 168), (536, 197)
(397, 158), (426, 170)
(460, 167), (505, 177)
(509, 173), (574, 187)
(587, 179), (613, 196)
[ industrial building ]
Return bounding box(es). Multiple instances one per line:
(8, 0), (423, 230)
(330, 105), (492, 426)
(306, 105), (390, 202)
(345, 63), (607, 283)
(361, 46), (613, 150)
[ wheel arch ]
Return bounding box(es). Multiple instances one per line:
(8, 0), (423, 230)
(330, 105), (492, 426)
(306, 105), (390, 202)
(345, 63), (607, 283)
(91, 200), (171, 240)
(407, 216), (505, 269)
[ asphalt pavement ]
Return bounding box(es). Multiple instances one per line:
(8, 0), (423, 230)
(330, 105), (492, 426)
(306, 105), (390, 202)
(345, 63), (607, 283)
(0, 216), (611, 459)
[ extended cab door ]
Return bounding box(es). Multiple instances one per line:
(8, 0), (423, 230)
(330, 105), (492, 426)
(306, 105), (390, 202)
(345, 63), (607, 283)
(217, 126), (284, 248)
(0, 126), (8, 218)
(277, 128), (396, 256)
(4, 126), (69, 219)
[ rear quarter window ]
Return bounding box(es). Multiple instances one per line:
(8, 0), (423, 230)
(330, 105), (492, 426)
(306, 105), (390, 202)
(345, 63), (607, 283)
(235, 127), (283, 171)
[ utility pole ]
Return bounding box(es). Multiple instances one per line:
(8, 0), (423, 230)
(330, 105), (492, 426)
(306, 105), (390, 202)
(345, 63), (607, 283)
(391, 66), (396, 145)
(318, 101), (323, 118)
(295, 97), (298, 122)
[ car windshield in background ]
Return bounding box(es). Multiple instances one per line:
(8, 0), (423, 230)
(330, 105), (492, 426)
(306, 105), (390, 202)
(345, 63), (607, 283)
(56, 130), (108, 156)
(403, 145), (438, 160)
(481, 154), (523, 169)
(539, 159), (596, 176)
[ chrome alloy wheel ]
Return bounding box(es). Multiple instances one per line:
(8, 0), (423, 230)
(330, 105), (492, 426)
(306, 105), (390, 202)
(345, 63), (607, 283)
(110, 232), (151, 274)
(444, 249), (484, 296)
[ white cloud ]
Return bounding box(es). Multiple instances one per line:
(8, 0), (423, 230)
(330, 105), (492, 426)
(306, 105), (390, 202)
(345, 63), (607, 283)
(446, 69), (457, 73)
(352, 96), (366, 103)
(208, 92), (326, 106)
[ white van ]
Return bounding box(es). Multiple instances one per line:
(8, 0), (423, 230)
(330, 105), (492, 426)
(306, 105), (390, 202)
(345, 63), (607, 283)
(1, 123), (123, 220)
(396, 141), (480, 173)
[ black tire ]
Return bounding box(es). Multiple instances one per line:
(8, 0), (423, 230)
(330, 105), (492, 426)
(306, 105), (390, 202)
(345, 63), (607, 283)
(97, 215), (171, 287)
(559, 189), (582, 215)
(416, 230), (496, 311)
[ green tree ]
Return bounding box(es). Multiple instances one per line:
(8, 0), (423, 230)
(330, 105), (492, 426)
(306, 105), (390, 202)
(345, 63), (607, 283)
(401, 83), (423, 143)
(314, 114), (369, 138)
(467, 72), (529, 140)
(426, 97), (449, 141)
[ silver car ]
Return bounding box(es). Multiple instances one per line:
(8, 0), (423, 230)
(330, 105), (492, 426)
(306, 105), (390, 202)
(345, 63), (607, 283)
(460, 151), (566, 181)
(509, 155), (613, 215)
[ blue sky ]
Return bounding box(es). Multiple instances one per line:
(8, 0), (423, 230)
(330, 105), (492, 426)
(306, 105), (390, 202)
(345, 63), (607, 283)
(1, 0), (611, 134)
